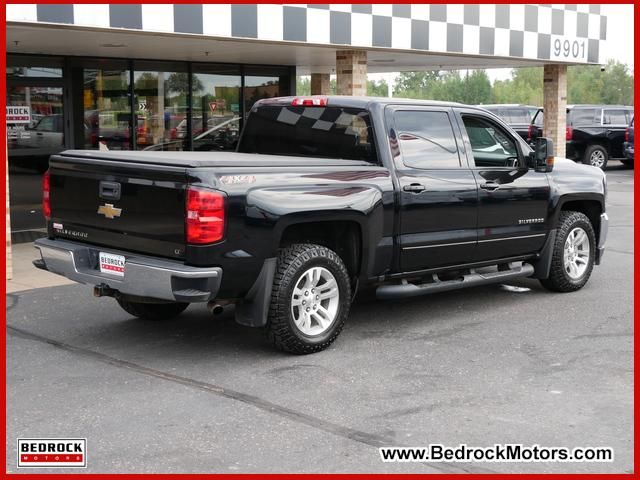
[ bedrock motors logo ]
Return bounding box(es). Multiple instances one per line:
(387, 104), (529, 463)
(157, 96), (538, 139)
(17, 439), (86, 468)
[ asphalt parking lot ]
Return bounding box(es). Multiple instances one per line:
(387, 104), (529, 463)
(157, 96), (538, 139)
(6, 161), (634, 474)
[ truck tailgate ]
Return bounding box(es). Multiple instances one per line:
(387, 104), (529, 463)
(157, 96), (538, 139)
(48, 153), (188, 260)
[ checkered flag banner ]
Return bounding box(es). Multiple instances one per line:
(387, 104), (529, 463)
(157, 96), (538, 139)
(8, 4), (606, 64)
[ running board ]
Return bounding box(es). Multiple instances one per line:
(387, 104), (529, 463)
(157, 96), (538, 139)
(376, 263), (535, 300)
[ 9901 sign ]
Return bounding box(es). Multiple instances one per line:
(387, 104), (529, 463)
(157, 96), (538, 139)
(550, 35), (588, 62)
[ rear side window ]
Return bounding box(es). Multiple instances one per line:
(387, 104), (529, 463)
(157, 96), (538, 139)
(569, 108), (597, 125)
(505, 108), (531, 124)
(484, 107), (505, 120)
(603, 109), (629, 125)
(393, 110), (460, 169)
(239, 105), (377, 163)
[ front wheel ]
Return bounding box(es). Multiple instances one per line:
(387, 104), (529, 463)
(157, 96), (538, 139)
(540, 211), (596, 292)
(266, 244), (351, 354)
(116, 297), (189, 320)
(583, 144), (608, 169)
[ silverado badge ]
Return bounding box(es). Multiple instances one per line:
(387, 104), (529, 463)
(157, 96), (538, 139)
(97, 203), (122, 219)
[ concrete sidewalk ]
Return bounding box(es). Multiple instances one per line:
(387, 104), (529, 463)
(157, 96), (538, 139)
(6, 242), (74, 293)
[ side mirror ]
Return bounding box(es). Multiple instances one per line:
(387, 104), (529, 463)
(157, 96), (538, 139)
(530, 137), (554, 172)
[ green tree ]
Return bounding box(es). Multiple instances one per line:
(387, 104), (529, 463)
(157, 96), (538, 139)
(393, 71), (440, 98)
(598, 60), (633, 105)
(393, 70), (491, 104)
(367, 79), (389, 97)
(460, 70), (492, 104)
(492, 67), (543, 105)
(296, 76), (310, 96)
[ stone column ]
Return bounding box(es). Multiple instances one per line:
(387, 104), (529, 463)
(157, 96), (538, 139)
(336, 50), (367, 96)
(542, 64), (568, 158)
(310, 73), (331, 95)
(6, 149), (13, 280)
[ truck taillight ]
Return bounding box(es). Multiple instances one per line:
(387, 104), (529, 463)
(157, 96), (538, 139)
(527, 124), (534, 141)
(42, 170), (51, 220)
(625, 128), (630, 142)
(291, 96), (328, 106)
(186, 187), (225, 244)
(566, 126), (573, 141)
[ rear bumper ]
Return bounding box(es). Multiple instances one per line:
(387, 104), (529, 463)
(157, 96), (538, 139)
(596, 212), (609, 265)
(34, 238), (222, 303)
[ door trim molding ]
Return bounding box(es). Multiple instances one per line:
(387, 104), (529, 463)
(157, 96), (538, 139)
(402, 240), (476, 250)
(478, 233), (546, 243)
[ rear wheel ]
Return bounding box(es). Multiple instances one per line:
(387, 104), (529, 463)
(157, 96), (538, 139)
(266, 243), (351, 354)
(116, 297), (189, 320)
(583, 144), (608, 169)
(540, 211), (596, 292)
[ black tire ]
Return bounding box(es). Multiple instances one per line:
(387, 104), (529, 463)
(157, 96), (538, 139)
(620, 159), (634, 168)
(583, 144), (608, 169)
(266, 243), (351, 354)
(540, 211), (596, 293)
(116, 297), (189, 320)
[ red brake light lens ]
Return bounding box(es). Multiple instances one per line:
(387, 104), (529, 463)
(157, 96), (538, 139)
(291, 96), (328, 107)
(42, 170), (51, 220)
(566, 126), (573, 141)
(527, 124), (534, 141)
(625, 128), (630, 142)
(186, 187), (225, 244)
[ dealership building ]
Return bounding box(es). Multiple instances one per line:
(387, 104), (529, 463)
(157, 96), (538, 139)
(5, 4), (608, 278)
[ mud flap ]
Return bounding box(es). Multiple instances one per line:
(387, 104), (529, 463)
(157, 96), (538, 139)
(531, 229), (557, 279)
(235, 258), (277, 327)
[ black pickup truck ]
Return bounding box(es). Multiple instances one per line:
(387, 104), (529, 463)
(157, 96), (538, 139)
(35, 96), (609, 354)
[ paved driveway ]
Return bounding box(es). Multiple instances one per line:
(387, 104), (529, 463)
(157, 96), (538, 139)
(6, 162), (634, 473)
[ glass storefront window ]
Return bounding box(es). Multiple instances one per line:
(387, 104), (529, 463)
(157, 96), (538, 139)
(7, 84), (64, 236)
(244, 76), (281, 116)
(134, 64), (189, 151)
(83, 67), (131, 150)
(7, 85), (64, 159)
(191, 71), (241, 152)
(243, 66), (291, 116)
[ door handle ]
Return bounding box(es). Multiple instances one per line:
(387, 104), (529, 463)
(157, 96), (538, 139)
(403, 183), (425, 193)
(480, 182), (500, 191)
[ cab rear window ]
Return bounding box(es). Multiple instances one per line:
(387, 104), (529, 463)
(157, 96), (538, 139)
(238, 106), (377, 163)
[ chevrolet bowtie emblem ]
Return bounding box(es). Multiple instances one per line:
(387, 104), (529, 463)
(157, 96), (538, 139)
(97, 203), (122, 219)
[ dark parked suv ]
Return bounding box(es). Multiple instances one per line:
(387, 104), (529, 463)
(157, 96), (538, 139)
(479, 104), (538, 141)
(529, 105), (634, 169)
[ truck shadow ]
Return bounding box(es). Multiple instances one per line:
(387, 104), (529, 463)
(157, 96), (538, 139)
(7, 275), (568, 363)
(45, 277), (550, 358)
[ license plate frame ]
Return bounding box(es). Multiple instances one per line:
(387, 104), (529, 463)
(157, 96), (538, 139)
(98, 252), (126, 277)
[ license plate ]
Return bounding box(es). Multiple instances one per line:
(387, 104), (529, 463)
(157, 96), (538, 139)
(99, 252), (126, 277)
